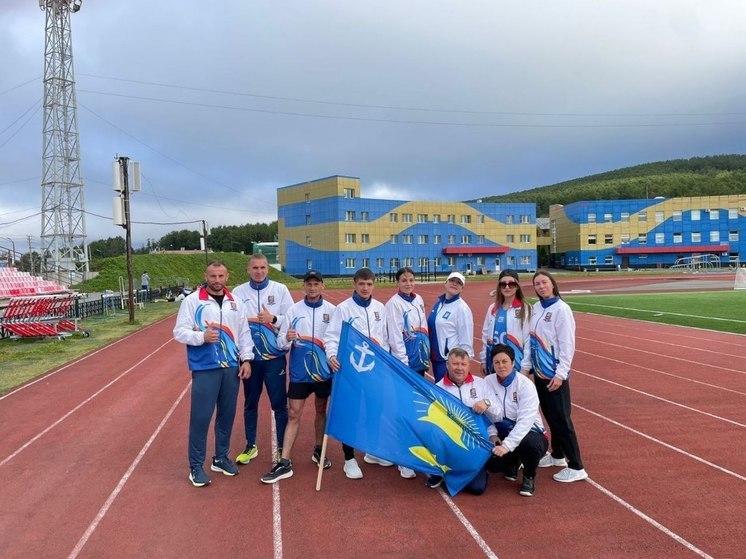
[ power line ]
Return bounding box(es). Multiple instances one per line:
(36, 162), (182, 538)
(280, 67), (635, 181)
(0, 99), (42, 137)
(78, 72), (746, 118)
(0, 102), (42, 150)
(0, 77), (39, 97)
(78, 88), (746, 129)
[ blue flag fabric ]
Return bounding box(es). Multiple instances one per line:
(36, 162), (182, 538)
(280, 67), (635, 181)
(326, 322), (494, 495)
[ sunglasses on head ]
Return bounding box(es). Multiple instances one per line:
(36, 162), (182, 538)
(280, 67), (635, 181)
(499, 281), (518, 288)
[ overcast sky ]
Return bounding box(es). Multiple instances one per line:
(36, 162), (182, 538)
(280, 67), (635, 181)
(1, 0), (745, 250)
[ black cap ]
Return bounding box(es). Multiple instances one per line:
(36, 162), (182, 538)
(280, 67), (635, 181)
(498, 269), (519, 282)
(303, 269), (324, 282)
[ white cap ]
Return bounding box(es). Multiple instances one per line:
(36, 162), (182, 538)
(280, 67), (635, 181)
(446, 271), (466, 285)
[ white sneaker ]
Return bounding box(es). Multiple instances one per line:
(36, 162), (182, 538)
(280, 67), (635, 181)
(553, 467), (588, 483)
(344, 458), (363, 479)
(398, 466), (416, 479)
(363, 453), (394, 467)
(538, 454), (568, 468)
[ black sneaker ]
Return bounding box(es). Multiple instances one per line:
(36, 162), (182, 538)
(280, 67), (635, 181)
(504, 462), (523, 482)
(261, 459), (293, 484)
(211, 456), (239, 476)
(189, 467), (211, 487)
(312, 446), (332, 469)
(519, 476), (535, 497)
(425, 475), (443, 489)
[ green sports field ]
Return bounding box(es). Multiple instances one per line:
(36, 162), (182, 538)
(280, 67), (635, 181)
(564, 291), (746, 335)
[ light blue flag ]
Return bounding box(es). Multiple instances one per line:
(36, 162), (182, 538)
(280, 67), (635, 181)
(326, 322), (494, 496)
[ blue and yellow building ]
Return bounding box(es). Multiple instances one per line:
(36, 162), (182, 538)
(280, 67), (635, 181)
(278, 176), (538, 277)
(550, 195), (745, 269)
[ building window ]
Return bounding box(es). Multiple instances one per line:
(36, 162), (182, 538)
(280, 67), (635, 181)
(448, 235), (455, 245)
(361, 211), (369, 221)
(506, 234), (515, 243)
(604, 213), (612, 223)
(345, 233), (356, 244)
(654, 211), (663, 223)
(604, 255), (614, 264)
(376, 258), (384, 269)
(432, 214), (441, 223)
(403, 234), (413, 244)
(673, 210), (682, 221)
(691, 232), (701, 243)
(621, 212), (629, 222)
(729, 209), (738, 220)
(673, 232), (682, 243)
(418, 257), (429, 268)
(477, 235), (485, 244)
(306, 215), (312, 225)
(691, 210), (700, 221)
(448, 256), (456, 266)
(638, 234), (647, 245)
(403, 213), (413, 223)
(434, 257), (441, 267)
(477, 215), (485, 224)
(709, 209), (719, 220)
(390, 213), (398, 222)
(345, 258), (356, 268)
(418, 235), (428, 244)
(390, 235), (397, 244)
(520, 234), (531, 243)
(710, 231), (720, 242)
(390, 258), (400, 269)
(506, 256), (515, 266)
(345, 211), (355, 221)
(520, 255), (531, 265)
(730, 231), (739, 241)
(418, 214), (428, 223)
(588, 256), (597, 265)
(306, 236), (312, 247)
(637, 211), (647, 222)
(460, 235), (471, 244)
(587, 234), (597, 245)
(655, 233), (664, 244)
(588, 213), (596, 223)
(506, 215), (514, 225)
(404, 257), (414, 267)
(621, 233), (630, 244)
(520, 215), (530, 224)
(305, 193), (310, 203)
(361, 233), (370, 244)
(434, 234), (441, 244)
(344, 188), (355, 199)
(604, 234), (613, 245)
(447, 214), (456, 224)
(307, 259), (313, 269)
(362, 258), (370, 268)
(461, 215), (471, 224)
(477, 256), (485, 265)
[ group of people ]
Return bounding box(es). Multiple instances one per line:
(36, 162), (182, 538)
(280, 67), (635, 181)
(173, 254), (587, 497)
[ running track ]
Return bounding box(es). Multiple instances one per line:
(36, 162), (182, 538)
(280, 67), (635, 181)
(0, 276), (743, 558)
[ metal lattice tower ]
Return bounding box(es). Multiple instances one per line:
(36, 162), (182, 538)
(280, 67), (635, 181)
(39, 0), (88, 282)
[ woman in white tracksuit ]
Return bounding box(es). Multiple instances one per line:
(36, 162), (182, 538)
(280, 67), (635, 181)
(520, 270), (587, 483)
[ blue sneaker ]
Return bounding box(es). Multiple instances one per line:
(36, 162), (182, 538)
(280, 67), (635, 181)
(189, 467), (211, 487)
(211, 456), (239, 476)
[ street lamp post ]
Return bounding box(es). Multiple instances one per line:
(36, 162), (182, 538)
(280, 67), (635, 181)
(2, 237), (16, 266)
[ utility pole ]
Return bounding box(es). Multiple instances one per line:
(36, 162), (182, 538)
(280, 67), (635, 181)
(200, 220), (210, 266)
(27, 236), (34, 275)
(113, 156), (141, 324)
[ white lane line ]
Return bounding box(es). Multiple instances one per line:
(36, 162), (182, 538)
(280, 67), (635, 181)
(574, 403), (746, 481)
(586, 478), (714, 559)
(0, 338), (174, 468)
(68, 381), (190, 559)
(271, 413), (283, 559)
(0, 315), (175, 401)
(576, 336), (745, 376)
(576, 350), (746, 396)
(437, 488), (498, 559)
(575, 369), (746, 428)
(571, 301), (746, 324)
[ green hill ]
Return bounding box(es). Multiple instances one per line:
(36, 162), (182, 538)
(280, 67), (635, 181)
(480, 154), (746, 216)
(76, 252), (296, 292)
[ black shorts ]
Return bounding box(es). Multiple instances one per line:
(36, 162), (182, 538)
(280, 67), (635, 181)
(287, 380), (332, 400)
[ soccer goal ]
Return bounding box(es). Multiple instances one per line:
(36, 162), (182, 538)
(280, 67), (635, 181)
(735, 267), (746, 290)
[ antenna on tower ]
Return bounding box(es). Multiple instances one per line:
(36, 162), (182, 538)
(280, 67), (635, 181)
(39, 0), (89, 285)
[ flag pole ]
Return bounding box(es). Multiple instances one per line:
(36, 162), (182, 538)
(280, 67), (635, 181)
(315, 433), (330, 491)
